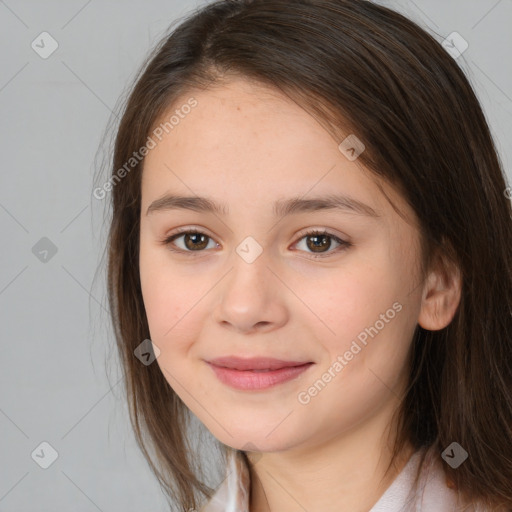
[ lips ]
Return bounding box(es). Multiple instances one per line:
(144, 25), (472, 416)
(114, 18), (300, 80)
(206, 356), (312, 371)
(206, 357), (315, 391)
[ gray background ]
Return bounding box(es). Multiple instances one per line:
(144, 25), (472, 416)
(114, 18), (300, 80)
(1, 1), (511, 511)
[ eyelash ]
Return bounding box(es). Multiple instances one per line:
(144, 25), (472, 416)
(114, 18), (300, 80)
(159, 227), (352, 259)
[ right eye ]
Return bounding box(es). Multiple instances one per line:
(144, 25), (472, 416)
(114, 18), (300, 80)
(161, 228), (219, 254)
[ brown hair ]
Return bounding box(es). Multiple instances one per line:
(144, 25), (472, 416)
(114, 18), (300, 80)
(95, 0), (512, 510)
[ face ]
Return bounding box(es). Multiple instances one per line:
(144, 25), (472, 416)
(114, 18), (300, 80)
(139, 78), (426, 454)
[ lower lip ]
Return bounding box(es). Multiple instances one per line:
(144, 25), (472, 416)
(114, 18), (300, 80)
(207, 362), (314, 390)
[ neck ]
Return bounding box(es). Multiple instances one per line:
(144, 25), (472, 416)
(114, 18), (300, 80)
(247, 409), (415, 512)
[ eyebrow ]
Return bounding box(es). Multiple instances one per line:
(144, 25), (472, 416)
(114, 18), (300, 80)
(146, 193), (381, 218)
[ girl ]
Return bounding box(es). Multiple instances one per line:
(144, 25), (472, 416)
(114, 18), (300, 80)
(100, 0), (512, 510)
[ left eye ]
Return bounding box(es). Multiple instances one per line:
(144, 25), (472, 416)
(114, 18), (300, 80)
(294, 229), (350, 257)
(161, 228), (351, 258)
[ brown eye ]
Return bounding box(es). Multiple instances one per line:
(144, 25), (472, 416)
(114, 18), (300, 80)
(182, 232), (209, 250)
(161, 228), (351, 259)
(163, 229), (217, 253)
(294, 229), (351, 258)
(305, 233), (333, 253)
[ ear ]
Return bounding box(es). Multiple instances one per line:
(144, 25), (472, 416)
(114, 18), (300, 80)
(417, 248), (462, 331)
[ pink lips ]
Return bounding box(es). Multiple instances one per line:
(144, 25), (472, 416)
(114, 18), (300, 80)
(206, 356), (314, 390)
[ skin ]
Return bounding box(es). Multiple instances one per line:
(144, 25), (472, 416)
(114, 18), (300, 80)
(139, 78), (462, 512)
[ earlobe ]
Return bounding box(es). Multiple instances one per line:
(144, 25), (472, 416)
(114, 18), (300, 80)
(417, 252), (462, 332)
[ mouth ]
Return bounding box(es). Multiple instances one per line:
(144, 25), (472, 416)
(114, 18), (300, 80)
(205, 357), (314, 391)
(206, 356), (313, 371)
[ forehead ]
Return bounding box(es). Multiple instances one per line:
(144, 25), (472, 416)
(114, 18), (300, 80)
(140, 78), (410, 224)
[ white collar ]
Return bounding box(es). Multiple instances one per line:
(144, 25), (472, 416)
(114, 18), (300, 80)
(201, 447), (475, 512)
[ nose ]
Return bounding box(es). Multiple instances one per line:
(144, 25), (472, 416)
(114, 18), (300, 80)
(212, 248), (289, 335)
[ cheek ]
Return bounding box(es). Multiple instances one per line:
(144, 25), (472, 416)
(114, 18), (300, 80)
(296, 253), (413, 383)
(295, 260), (398, 347)
(139, 246), (203, 351)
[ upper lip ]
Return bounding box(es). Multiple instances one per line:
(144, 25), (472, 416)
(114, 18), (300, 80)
(206, 356), (313, 371)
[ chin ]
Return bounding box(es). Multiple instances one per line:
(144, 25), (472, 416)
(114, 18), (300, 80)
(208, 425), (301, 454)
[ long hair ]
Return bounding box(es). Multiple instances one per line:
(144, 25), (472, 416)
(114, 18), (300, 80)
(97, 1), (512, 510)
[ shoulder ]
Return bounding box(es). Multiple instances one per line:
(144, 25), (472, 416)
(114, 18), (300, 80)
(370, 447), (497, 512)
(414, 447), (498, 512)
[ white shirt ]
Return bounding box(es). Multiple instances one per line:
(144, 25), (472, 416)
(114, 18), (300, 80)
(200, 447), (491, 511)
